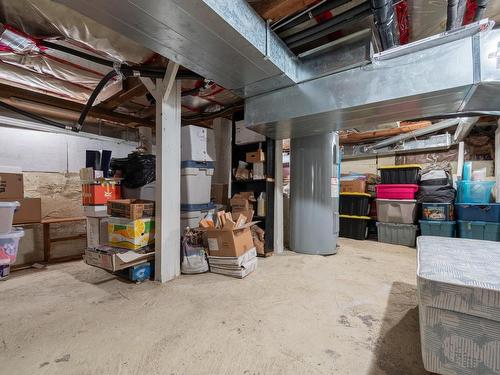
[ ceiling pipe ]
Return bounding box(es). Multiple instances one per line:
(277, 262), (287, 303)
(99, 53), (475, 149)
(273, 0), (353, 32)
(284, 2), (371, 49)
(446, 0), (460, 30)
(474, 0), (490, 21)
(370, 0), (398, 50)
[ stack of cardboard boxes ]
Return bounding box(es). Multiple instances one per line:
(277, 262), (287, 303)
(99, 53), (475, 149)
(80, 167), (121, 249)
(200, 209), (258, 278)
(0, 168), (41, 225)
(85, 199), (155, 279)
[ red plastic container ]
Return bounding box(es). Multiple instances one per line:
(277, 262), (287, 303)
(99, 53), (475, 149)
(376, 184), (418, 200)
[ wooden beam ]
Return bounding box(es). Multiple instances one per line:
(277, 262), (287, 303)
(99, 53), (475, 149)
(0, 83), (154, 127)
(339, 121), (432, 144)
(254, 0), (318, 21)
(98, 78), (149, 110)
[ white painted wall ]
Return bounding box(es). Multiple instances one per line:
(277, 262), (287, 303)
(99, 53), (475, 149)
(0, 126), (137, 173)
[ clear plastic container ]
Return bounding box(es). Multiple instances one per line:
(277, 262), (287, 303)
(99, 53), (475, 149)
(0, 228), (24, 265)
(0, 201), (20, 234)
(456, 181), (495, 204)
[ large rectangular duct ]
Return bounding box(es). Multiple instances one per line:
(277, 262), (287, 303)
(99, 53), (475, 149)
(55, 0), (371, 98)
(245, 23), (500, 139)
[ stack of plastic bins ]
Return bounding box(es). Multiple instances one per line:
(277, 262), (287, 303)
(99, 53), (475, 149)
(456, 203), (500, 241)
(0, 201), (24, 279)
(376, 165), (420, 247)
(420, 202), (456, 237)
(180, 125), (216, 234)
(339, 193), (371, 240)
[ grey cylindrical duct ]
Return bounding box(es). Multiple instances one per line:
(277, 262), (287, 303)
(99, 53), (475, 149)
(290, 132), (339, 255)
(370, 0), (397, 50)
(446, 0), (459, 30)
(474, 0), (490, 21)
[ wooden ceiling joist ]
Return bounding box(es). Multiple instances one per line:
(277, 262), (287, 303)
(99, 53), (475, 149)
(0, 83), (154, 127)
(98, 78), (149, 111)
(340, 121), (432, 144)
(254, 0), (318, 21)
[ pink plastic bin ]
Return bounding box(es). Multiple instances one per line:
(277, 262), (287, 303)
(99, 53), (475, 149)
(376, 184), (418, 200)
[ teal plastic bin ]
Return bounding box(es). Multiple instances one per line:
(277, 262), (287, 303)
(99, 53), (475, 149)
(419, 220), (456, 237)
(456, 181), (495, 203)
(457, 220), (500, 241)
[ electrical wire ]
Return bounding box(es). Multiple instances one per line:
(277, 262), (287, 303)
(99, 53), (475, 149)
(0, 100), (72, 130)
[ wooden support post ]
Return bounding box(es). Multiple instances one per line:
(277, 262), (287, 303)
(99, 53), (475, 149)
(274, 139), (284, 254)
(43, 223), (51, 262)
(150, 62), (181, 283)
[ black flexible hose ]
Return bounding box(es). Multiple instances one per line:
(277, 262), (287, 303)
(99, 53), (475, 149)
(76, 69), (118, 132)
(0, 100), (71, 130)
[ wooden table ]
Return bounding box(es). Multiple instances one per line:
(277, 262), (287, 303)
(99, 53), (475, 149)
(42, 216), (87, 262)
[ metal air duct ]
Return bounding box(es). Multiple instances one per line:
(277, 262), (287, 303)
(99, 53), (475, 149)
(245, 21), (500, 139)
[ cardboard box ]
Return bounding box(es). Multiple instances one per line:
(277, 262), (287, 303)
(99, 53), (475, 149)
(230, 192), (256, 213)
(209, 257), (258, 278)
(80, 168), (103, 182)
(211, 183), (229, 206)
(82, 182), (121, 206)
(84, 246), (154, 272)
(230, 197), (251, 212)
(107, 217), (155, 250)
(84, 205), (109, 218)
(86, 217), (109, 249)
(206, 222), (256, 257)
(9, 198), (41, 224)
(340, 180), (366, 193)
(246, 149), (265, 163)
(0, 173), (23, 199)
(208, 247), (256, 267)
(107, 199), (154, 220)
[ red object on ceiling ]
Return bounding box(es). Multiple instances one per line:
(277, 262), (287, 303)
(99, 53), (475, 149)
(396, 0), (410, 45)
(462, 0), (477, 25)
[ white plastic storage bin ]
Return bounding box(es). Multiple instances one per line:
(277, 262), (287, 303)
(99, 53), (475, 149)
(0, 201), (20, 234)
(0, 228), (24, 264)
(376, 199), (417, 224)
(181, 161), (214, 205)
(180, 203), (216, 234)
(181, 125), (215, 162)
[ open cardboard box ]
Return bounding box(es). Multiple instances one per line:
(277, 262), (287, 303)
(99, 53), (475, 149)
(84, 246), (154, 272)
(205, 221), (258, 257)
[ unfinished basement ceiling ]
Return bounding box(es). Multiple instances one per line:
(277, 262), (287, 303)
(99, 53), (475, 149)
(0, 0), (241, 132)
(0, 0), (499, 136)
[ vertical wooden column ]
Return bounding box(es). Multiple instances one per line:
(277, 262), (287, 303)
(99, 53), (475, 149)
(142, 61), (180, 283)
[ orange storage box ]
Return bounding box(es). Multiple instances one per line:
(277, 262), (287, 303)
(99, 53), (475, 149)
(82, 181), (121, 206)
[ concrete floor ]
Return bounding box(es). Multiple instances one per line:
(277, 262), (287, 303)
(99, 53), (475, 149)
(0, 239), (429, 375)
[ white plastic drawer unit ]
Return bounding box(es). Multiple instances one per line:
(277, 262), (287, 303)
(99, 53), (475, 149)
(417, 236), (500, 375)
(181, 125), (216, 162)
(181, 161), (214, 205)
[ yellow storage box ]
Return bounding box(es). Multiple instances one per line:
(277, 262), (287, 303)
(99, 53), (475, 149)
(108, 217), (155, 250)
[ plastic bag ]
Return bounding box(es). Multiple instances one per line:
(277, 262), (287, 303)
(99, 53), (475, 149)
(416, 184), (456, 203)
(110, 153), (155, 189)
(181, 229), (208, 274)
